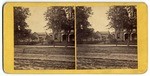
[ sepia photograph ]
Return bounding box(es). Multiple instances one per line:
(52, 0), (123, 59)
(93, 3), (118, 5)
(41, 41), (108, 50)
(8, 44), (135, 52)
(14, 6), (137, 70)
(14, 6), (75, 70)
(76, 6), (137, 69)
(3, 2), (148, 74)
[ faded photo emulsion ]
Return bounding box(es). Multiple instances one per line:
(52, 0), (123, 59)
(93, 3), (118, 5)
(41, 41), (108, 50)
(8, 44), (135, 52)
(13, 6), (137, 70)
(14, 6), (75, 70)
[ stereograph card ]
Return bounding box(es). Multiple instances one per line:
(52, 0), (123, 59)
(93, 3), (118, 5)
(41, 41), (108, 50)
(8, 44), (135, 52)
(3, 2), (148, 74)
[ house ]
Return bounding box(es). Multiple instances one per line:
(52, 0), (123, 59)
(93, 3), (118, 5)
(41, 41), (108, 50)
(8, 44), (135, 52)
(32, 32), (47, 42)
(94, 31), (111, 41)
(53, 29), (74, 43)
(32, 29), (74, 43)
(99, 31), (110, 41)
(111, 28), (137, 42)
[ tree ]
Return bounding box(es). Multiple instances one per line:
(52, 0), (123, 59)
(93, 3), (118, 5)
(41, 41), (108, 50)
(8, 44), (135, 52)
(76, 6), (93, 43)
(14, 7), (31, 43)
(107, 6), (137, 46)
(44, 6), (74, 46)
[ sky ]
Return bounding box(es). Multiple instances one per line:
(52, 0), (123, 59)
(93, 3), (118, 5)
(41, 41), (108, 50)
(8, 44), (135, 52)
(88, 6), (114, 32)
(26, 7), (48, 33)
(26, 6), (113, 33)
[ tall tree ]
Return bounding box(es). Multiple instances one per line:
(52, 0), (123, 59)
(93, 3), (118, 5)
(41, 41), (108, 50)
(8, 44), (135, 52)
(14, 7), (31, 43)
(44, 6), (74, 46)
(107, 6), (137, 46)
(76, 6), (93, 43)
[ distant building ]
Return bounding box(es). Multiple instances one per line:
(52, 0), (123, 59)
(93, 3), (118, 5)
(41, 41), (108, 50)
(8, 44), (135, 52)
(100, 31), (110, 41)
(32, 32), (48, 42)
(81, 31), (111, 43)
(32, 29), (74, 43)
(94, 31), (111, 41)
(53, 29), (74, 43)
(111, 28), (137, 42)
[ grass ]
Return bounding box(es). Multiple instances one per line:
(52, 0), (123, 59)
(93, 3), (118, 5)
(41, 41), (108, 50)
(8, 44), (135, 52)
(77, 46), (137, 69)
(14, 45), (138, 70)
(14, 46), (75, 70)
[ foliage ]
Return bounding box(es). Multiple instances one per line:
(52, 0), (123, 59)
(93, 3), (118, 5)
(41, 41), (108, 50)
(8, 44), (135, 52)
(107, 6), (137, 32)
(30, 34), (38, 40)
(92, 32), (101, 39)
(76, 6), (93, 42)
(14, 7), (31, 41)
(44, 6), (74, 35)
(44, 6), (74, 46)
(107, 6), (137, 46)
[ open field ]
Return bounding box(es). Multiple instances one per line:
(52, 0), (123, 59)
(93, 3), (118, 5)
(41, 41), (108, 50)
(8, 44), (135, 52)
(77, 46), (137, 69)
(14, 45), (75, 70)
(14, 45), (137, 70)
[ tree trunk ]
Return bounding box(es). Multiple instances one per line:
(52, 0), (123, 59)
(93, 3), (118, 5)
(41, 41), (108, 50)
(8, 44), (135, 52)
(115, 29), (118, 46)
(65, 31), (70, 47)
(127, 33), (131, 47)
(115, 39), (118, 46)
(65, 35), (68, 47)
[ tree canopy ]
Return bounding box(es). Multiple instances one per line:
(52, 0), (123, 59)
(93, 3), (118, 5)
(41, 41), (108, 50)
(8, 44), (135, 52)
(44, 6), (75, 46)
(44, 6), (74, 34)
(107, 6), (137, 46)
(14, 7), (31, 42)
(76, 6), (93, 42)
(107, 6), (137, 32)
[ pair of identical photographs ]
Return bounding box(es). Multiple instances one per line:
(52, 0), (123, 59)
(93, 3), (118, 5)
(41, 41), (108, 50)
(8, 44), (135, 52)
(3, 2), (147, 73)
